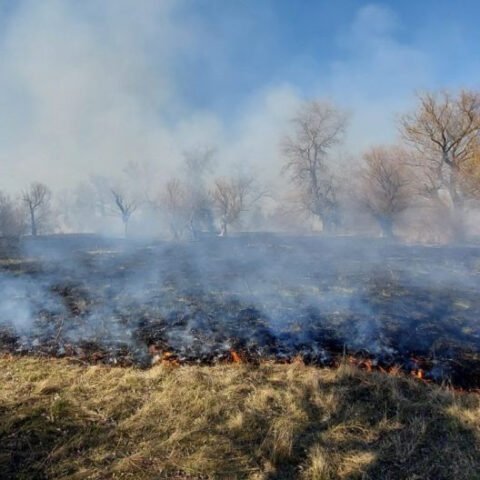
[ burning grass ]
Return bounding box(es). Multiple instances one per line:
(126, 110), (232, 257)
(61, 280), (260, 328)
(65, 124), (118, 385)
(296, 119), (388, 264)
(1, 356), (480, 479)
(1, 235), (480, 389)
(1, 236), (480, 477)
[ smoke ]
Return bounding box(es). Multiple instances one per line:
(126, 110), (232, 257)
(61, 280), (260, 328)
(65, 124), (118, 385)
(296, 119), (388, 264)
(0, 235), (478, 382)
(0, 2), (480, 396)
(0, 0), (201, 190)
(0, 1), (457, 196)
(0, 2), (477, 240)
(0, 1), (286, 194)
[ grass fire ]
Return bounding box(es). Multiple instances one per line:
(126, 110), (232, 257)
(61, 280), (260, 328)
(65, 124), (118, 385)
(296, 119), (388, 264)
(2, 236), (480, 390)
(1, 1), (480, 479)
(1, 235), (480, 478)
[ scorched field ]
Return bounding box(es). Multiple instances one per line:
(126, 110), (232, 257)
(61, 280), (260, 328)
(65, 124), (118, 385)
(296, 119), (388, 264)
(2, 234), (480, 479)
(1, 234), (480, 389)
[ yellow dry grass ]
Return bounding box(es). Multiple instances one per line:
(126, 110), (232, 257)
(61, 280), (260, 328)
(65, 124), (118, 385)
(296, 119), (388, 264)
(0, 356), (479, 479)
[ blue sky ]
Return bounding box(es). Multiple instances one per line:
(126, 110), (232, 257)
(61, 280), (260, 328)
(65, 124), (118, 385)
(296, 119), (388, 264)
(0, 0), (479, 190)
(169, 0), (480, 113)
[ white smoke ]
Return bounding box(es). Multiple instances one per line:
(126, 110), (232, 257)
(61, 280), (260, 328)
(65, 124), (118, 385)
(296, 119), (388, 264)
(0, 1), (445, 196)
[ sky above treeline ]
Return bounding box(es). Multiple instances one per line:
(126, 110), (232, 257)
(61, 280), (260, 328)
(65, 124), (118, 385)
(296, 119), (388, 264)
(0, 0), (479, 191)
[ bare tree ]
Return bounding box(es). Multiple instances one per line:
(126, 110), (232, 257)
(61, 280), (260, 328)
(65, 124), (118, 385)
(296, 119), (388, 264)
(282, 100), (348, 232)
(460, 141), (480, 202)
(123, 160), (158, 205)
(359, 146), (413, 237)
(89, 175), (112, 218)
(71, 182), (100, 232)
(400, 90), (480, 209)
(22, 182), (51, 236)
(161, 178), (189, 239)
(0, 193), (25, 237)
(182, 147), (216, 239)
(110, 189), (138, 237)
(211, 175), (263, 236)
(183, 147), (216, 179)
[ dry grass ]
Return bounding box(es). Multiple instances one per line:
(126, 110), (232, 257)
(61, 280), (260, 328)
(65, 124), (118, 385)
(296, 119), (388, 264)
(1, 357), (479, 479)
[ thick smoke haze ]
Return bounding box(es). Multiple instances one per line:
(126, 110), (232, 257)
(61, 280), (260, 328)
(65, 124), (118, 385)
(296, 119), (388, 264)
(0, 0), (292, 192)
(2, 7), (480, 480)
(1, 1), (478, 193)
(1, 236), (479, 391)
(0, 1), (479, 396)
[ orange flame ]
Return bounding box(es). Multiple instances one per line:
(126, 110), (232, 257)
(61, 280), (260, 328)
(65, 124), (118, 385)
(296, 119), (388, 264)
(151, 350), (180, 366)
(292, 355), (305, 365)
(364, 359), (373, 372)
(388, 365), (402, 376)
(230, 350), (243, 363)
(161, 352), (180, 366)
(410, 368), (424, 379)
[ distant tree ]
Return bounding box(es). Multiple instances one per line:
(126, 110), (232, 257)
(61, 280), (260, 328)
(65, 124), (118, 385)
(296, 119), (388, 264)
(182, 147), (216, 238)
(89, 175), (112, 218)
(282, 100), (348, 232)
(400, 90), (480, 210)
(22, 182), (51, 236)
(86, 175), (141, 237)
(460, 141), (480, 202)
(123, 160), (157, 205)
(183, 147), (216, 179)
(211, 175), (262, 236)
(359, 146), (413, 237)
(0, 193), (25, 237)
(110, 189), (138, 238)
(72, 182), (100, 231)
(161, 178), (189, 240)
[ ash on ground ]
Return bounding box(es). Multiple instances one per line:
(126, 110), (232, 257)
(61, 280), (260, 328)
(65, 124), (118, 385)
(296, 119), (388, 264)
(1, 234), (479, 389)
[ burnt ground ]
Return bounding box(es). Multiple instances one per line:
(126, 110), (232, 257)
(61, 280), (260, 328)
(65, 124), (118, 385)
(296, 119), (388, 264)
(1, 234), (480, 389)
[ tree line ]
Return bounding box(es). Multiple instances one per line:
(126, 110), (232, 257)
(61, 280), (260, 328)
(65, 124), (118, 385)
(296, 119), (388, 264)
(1, 89), (479, 241)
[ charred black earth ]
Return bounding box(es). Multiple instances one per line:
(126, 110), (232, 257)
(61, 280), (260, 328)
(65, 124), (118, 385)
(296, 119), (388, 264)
(1, 234), (480, 389)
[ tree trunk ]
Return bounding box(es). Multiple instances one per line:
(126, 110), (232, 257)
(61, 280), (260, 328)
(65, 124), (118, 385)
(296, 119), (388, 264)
(30, 207), (37, 236)
(124, 220), (128, 238)
(219, 220), (227, 237)
(170, 222), (180, 241)
(322, 219), (333, 234)
(448, 166), (463, 209)
(189, 213), (197, 240)
(450, 208), (467, 243)
(322, 209), (339, 234)
(378, 216), (394, 238)
(444, 167), (467, 242)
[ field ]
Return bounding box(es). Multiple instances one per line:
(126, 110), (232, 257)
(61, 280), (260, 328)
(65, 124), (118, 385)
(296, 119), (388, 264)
(1, 234), (480, 478)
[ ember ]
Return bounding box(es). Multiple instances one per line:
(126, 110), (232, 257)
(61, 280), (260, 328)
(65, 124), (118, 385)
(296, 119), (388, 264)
(230, 350), (243, 363)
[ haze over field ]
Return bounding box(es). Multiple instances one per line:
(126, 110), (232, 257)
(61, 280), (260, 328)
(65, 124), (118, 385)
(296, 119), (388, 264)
(0, 0), (479, 240)
(0, 0), (478, 191)
(1, 4), (480, 478)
